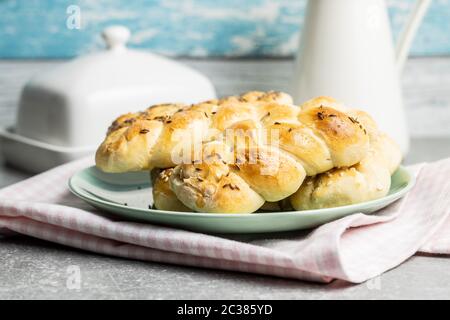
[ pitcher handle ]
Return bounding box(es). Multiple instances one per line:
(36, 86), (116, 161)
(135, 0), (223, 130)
(396, 0), (432, 73)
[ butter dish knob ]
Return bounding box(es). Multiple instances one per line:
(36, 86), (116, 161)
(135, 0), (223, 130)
(102, 25), (130, 50)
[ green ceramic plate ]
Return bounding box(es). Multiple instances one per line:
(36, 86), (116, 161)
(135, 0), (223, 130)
(69, 166), (415, 234)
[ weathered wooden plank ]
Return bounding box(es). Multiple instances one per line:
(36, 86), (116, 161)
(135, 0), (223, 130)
(0, 0), (449, 58)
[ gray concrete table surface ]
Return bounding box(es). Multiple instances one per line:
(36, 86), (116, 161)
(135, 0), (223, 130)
(0, 58), (449, 300)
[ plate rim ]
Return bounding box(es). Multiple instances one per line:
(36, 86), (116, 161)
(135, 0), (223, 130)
(68, 165), (416, 218)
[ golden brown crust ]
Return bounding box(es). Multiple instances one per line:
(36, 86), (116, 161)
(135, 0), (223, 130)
(167, 140), (306, 213)
(96, 102), (186, 172)
(240, 90), (294, 105)
(107, 103), (186, 134)
(151, 168), (191, 212)
(231, 145), (306, 202)
(297, 102), (370, 168)
(95, 120), (164, 173)
(169, 142), (266, 213)
(290, 132), (402, 210)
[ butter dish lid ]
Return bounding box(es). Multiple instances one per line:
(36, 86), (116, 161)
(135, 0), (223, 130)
(15, 25), (217, 149)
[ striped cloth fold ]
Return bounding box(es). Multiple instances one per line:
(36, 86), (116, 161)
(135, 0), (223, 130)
(0, 156), (449, 283)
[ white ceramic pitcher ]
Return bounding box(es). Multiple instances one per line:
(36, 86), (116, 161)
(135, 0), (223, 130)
(291, 0), (432, 154)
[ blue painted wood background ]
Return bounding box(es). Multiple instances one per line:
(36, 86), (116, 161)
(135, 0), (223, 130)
(0, 0), (449, 58)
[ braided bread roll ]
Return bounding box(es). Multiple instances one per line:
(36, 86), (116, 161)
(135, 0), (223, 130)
(153, 138), (401, 213)
(149, 97), (400, 213)
(165, 97), (375, 213)
(153, 130), (401, 213)
(96, 92), (370, 175)
(290, 111), (402, 210)
(96, 92), (373, 213)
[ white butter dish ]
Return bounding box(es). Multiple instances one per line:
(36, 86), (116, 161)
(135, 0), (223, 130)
(0, 26), (216, 173)
(0, 126), (92, 173)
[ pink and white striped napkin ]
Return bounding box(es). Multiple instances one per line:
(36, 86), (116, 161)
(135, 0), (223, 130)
(0, 157), (449, 283)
